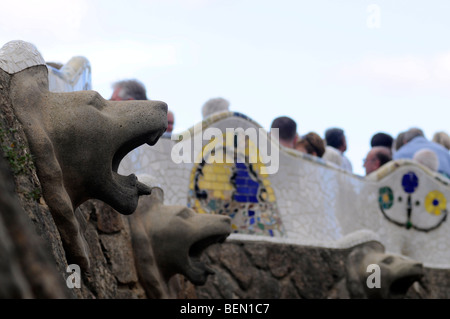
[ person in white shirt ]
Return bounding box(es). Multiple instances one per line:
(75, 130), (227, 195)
(324, 127), (353, 172)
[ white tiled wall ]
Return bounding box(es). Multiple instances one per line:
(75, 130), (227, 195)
(119, 112), (450, 269)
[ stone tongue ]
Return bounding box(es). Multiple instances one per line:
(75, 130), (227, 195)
(136, 180), (152, 195)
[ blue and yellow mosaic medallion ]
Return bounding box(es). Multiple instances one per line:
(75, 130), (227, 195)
(424, 190), (447, 216)
(187, 132), (285, 237)
(378, 171), (448, 232)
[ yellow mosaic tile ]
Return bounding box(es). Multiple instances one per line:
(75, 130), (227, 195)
(216, 174), (230, 182)
(212, 182), (228, 191)
(212, 165), (230, 174)
(203, 166), (215, 174)
(263, 179), (271, 186)
(194, 199), (207, 214)
(203, 174), (217, 182)
(213, 190), (225, 199)
(223, 184), (234, 191)
(198, 180), (211, 189)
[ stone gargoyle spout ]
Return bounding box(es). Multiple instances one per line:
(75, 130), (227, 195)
(0, 40), (168, 270)
(346, 241), (424, 299)
(129, 175), (232, 298)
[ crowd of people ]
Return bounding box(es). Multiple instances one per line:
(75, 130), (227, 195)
(269, 114), (450, 179)
(109, 78), (450, 180)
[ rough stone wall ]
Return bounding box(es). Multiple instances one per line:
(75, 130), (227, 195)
(1, 66), (449, 298)
(75, 201), (146, 298)
(0, 146), (72, 298)
(0, 71), (72, 297)
(0, 69), (146, 298)
(196, 240), (450, 299)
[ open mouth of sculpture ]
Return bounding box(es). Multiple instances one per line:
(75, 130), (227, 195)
(187, 233), (230, 285)
(109, 131), (165, 214)
(389, 265), (424, 298)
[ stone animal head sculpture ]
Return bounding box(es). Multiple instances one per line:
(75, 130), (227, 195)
(128, 176), (231, 298)
(345, 241), (424, 299)
(0, 40), (167, 270)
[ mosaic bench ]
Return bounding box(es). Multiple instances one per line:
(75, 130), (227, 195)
(119, 111), (450, 270)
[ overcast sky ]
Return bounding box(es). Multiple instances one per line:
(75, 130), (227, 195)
(1, 0), (449, 175)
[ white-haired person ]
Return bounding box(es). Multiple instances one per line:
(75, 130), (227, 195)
(394, 127), (450, 178)
(201, 97), (230, 119)
(413, 149), (439, 172)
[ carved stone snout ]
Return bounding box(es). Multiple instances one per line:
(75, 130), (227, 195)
(129, 184), (232, 298)
(346, 241), (424, 299)
(1, 40), (168, 270)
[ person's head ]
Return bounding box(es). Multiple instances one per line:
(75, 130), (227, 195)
(110, 79), (148, 101)
(394, 131), (406, 151)
(432, 131), (450, 150)
(325, 128), (347, 153)
(403, 127), (425, 144)
(295, 132), (325, 157)
(270, 116), (298, 148)
(364, 146), (392, 175)
(413, 149), (439, 172)
(371, 132), (394, 149)
(167, 110), (174, 133)
(201, 97), (230, 119)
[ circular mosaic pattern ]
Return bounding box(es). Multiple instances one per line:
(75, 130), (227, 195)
(378, 186), (394, 210)
(425, 190), (447, 216)
(401, 172), (419, 194)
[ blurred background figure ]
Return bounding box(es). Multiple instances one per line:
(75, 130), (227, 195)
(394, 127), (450, 178)
(363, 146), (392, 176)
(295, 132), (325, 158)
(432, 131), (450, 151)
(370, 132), (394, 151)
(322, 146), (343, 168)
(201, 97), (230, 119)
(413, 148), (439, 172)
(162, 109), (175, 138)
(167, 110), (175, 133)
(270, 116), (298, 149)
(325, 127), (353, 172)
(110, 79), (148, 101)
(394, 131), (406, 152)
